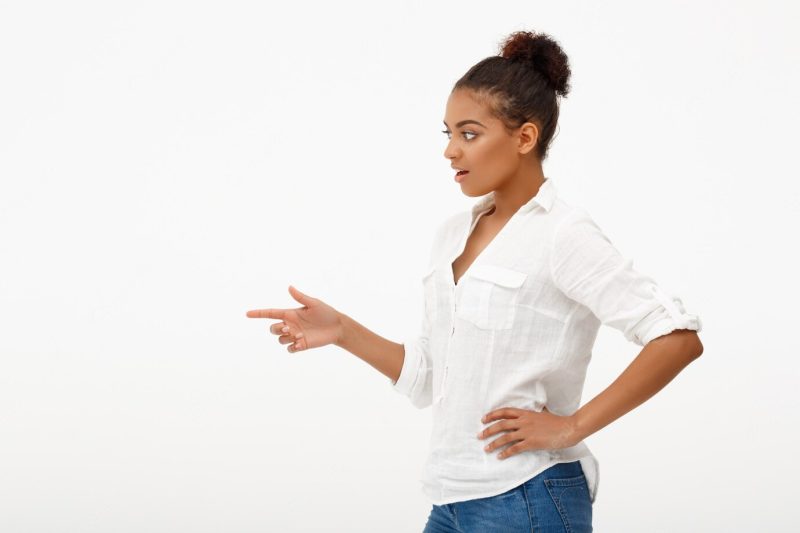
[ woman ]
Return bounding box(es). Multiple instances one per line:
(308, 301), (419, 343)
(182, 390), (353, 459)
(247, 30), (703, 532)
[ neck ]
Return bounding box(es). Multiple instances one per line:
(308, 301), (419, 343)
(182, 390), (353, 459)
(489, 165), (547, 219)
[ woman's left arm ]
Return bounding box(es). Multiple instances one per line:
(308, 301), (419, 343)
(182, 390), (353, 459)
(480, 210), (705, 457)
(570, 328), (703, 442)
(478, 329), (703, 457)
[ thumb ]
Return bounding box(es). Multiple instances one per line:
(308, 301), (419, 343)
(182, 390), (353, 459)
(288, 284), (312, 306)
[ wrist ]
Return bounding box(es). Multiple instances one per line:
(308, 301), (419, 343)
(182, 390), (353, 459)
(569, 412), (589, 444)
(334, 312), (350, 348)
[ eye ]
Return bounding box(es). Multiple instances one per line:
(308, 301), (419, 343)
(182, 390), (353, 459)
(441, 130), (477, 141)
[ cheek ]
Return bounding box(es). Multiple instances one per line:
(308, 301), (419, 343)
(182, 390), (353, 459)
(469, 141), (492, 163)
(475, 139), (514, 172)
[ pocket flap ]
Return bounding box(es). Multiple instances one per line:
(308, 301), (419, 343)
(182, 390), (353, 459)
(421, 265), (437, 280)
(468, 264), (527, 288)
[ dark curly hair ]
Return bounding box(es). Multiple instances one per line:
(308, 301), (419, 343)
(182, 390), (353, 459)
(453, 30), (572, 162)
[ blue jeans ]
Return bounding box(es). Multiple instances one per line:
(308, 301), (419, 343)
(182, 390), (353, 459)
(422, 460), (592, 532)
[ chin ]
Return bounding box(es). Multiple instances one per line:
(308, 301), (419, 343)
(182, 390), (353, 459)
(462, 184), (492, 197)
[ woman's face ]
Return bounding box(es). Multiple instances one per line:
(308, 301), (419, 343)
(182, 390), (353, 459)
(442, 89), (535, 196)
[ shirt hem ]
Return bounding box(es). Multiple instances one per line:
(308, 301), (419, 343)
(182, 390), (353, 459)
(421, 458), (585, 506)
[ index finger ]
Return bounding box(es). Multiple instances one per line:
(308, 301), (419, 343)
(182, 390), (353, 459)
(246, 309), (285, 319)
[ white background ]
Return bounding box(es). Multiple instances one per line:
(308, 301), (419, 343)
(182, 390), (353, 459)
(1, 1), (798, 531)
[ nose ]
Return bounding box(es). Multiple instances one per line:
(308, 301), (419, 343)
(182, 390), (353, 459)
(443, 138), (460, 161)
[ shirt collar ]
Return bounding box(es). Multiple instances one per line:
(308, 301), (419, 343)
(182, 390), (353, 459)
(470, 177), (557, 218)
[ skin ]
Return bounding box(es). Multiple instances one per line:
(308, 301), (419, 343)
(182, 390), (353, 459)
(247, 87), (705, 462)
(443, 88), (547, 220)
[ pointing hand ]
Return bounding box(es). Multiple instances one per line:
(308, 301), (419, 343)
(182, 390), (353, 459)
(246, 285), (343, 353)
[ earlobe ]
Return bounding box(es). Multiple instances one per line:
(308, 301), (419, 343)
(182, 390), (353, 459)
(518, 137), (537, 156)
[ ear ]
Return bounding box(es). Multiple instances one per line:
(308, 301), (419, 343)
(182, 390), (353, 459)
(517, 121), (540, 155)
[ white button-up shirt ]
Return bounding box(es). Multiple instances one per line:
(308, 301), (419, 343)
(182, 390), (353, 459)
(391, 177), (702, 505)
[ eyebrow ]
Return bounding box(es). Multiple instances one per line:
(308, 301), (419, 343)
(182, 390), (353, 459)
(443, 119), (486, 128)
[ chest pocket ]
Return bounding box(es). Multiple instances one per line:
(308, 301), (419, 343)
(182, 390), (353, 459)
(456, 264), (528, 330)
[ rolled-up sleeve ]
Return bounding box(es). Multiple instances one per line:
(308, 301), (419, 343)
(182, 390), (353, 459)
(549, 208), (702, 347)
(391, 218), (455, 409)
(391, 270), (434, 408)
(392, 330), (433, 409)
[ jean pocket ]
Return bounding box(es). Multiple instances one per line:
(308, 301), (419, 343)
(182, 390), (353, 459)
(456, 264), (527, 330)
(544, 474), (593, 531)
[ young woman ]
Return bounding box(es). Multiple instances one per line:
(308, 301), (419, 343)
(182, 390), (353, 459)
(247, 30), (703, 533)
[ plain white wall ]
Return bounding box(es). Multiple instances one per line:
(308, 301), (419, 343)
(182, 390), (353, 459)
(1, 1), (798, 531)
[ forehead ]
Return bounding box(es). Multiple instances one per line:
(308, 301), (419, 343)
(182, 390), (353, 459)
(444, 89), (493, 122)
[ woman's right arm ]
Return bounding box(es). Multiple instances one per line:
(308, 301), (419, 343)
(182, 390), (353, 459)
(247, 284), (434, 409)
(335, 312), (406, 384)
(336, 308), (434, 409)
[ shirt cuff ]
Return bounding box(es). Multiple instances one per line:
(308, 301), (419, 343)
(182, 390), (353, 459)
(633, 285), (703, 346)
(391, 338), (423, 397)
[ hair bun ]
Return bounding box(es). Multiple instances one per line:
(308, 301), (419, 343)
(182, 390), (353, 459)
(500, 31), (571, 97)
